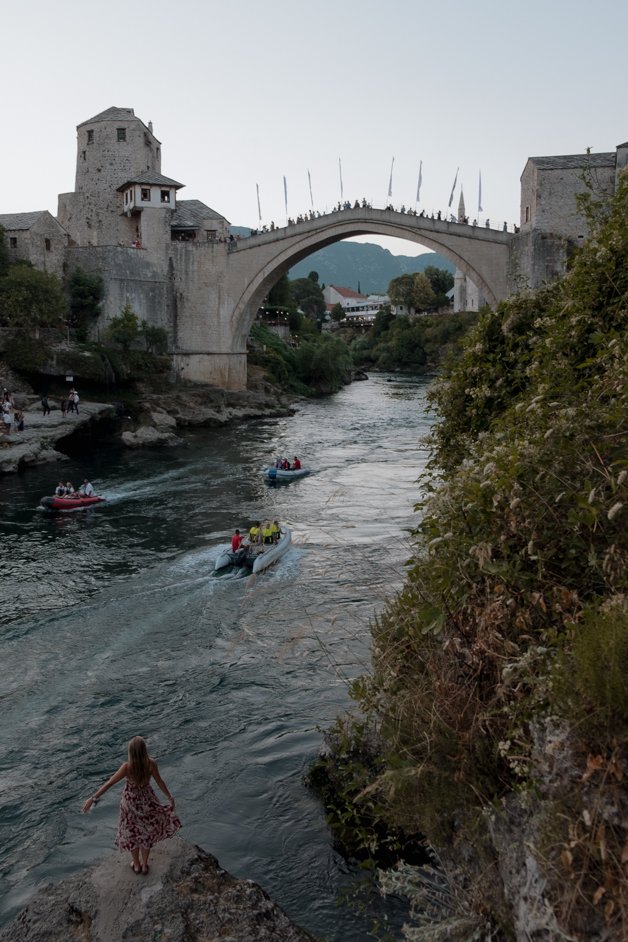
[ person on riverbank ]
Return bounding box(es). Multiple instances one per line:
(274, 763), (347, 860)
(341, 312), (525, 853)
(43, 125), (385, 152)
(2, 400), (12, 435)
(82, 735), (181, 875)
(41, 396), (51, 416)
(60, 397), (67, 417)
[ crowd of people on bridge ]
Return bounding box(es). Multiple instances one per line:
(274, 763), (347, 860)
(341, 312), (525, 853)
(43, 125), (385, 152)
(239, 199), (519, 242)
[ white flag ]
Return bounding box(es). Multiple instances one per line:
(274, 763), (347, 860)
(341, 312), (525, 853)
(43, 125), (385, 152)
(388, 156), (395, 198)
(339, 158), (344, 201)
(256, 183), (262, 222)
(478, 170), (483, 213)
(416, 161), (423, 203)
(448, 167), (459, 208)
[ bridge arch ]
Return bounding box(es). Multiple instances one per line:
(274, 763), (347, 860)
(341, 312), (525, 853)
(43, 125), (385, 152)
(227, 208), (512, 350)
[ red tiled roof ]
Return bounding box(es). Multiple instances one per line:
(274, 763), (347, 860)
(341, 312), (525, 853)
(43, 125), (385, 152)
(330, 285), (366, 299)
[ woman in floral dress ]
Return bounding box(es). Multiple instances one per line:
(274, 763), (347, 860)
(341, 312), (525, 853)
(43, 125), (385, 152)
(82, 736), (181, 874)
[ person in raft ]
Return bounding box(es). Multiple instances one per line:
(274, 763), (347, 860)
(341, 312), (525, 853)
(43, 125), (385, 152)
(82, 735), (181, 875)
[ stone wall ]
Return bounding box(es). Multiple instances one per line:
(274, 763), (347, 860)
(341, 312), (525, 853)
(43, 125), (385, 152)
(64, 245), (175, 338)
(509, 229), (576, 292)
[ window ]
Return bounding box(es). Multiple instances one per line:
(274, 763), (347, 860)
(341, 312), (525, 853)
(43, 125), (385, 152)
(141, 188), (151, 202)
(525, 206), (530, 223)
(117, 127), (126, 142)
(87, 129), (94, 144)
(9, 237), (17, 249)
(45, 239), (51, 251)
(160, 190), (170, 204)
(82, 150), (86, 161)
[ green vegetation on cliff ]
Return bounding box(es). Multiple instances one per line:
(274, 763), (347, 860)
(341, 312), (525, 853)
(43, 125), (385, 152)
(351, 307), (476, 372)
(249, 323), (352, 395)
(325, 175), (628, 938)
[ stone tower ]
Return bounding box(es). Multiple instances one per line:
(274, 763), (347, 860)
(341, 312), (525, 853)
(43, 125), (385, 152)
(57, 107), (180, 248)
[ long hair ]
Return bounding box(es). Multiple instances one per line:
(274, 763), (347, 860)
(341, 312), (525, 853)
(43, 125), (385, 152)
(127, 736), (152, 786)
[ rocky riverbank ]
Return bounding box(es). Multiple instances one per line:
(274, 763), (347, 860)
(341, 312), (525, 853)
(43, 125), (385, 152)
(0, 837), (314, 942)
(0, 367), (296, 474)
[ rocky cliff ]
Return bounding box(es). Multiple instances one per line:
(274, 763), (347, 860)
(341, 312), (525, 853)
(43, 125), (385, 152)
(0, 837), (314, 942)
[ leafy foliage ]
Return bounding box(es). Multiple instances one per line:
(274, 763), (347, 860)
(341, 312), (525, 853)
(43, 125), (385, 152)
(352, 310), (477, 372)
(339, 171), (628, 938)
(104, 303), (140, 351)
(140, 320), (169, 354)
(0, 264), (69, 330)
(66, 267), (104, 340)
(249, 322), (352, 395)
(290, 274), (326, 322)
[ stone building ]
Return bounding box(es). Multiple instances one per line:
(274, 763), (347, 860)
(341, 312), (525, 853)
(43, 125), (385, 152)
(0, 211), (68, 278)
(515, 142), (628, 289)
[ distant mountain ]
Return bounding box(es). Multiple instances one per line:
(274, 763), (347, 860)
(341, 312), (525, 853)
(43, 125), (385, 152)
(231, 227), (454, 294)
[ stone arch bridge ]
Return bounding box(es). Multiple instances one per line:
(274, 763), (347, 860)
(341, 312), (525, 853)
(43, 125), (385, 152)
(170, 206), (513, 390)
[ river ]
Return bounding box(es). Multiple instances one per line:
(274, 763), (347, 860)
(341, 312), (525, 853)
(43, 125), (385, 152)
(0, 373), (434, 940)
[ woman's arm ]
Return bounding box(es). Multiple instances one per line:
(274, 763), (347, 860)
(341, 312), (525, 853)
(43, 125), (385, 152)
(151, 760), (176, 809)
(81, 763), (128, 813)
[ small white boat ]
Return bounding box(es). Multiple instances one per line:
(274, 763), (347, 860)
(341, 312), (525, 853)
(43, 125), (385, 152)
(263, 466), (310, 482)
(215, 526), (292, 574)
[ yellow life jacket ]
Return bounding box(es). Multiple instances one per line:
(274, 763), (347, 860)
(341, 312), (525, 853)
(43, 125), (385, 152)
(262, 523), (274, 542)
(249, 525), (259, 540)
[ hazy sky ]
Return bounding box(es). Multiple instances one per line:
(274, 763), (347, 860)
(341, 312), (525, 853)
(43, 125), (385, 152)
(2, 0), (626, 256)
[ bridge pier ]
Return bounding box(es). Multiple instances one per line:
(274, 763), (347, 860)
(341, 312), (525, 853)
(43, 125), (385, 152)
(172, 352), (247, 390)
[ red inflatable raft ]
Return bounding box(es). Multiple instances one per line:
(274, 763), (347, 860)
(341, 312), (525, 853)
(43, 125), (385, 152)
(40, 495), (105, 511)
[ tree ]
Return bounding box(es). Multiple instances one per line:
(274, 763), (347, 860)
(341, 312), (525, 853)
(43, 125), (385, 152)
(67, 267), (104, 340)
(0, 264), (69, 330)
(388, 272), (437, 312)
(409, 272), (436, 311)
(266, 273), (296, 314)
(140, 320), (169, 354)
(388, 274), (415, 309)
(290, 275), (326, 322)
(308, 270), (320, 284)
(424, 265), (454, 297)
(424, 265), (454, 307)
(331, 302), (345, 322)
(105, 303), (139, 350)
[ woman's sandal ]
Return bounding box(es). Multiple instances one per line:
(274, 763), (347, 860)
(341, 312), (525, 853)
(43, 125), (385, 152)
(131, 862), (142, 874)
(142, 864), (149, 875)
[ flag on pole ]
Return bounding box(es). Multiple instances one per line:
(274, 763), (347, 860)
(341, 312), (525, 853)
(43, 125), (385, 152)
(256, 183), (262, 222)
(388, 157), (395, 198)
(283, 176), (288, 218)
(448, 167), (459, 208)
(339, 158), (344, 202)
(478, 170), (483, 213)
(307, 169), (314, 208)
(416, 161), (423, 203)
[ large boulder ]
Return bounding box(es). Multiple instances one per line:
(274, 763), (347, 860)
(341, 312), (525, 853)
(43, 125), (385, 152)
(0, 837), (314, 942)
